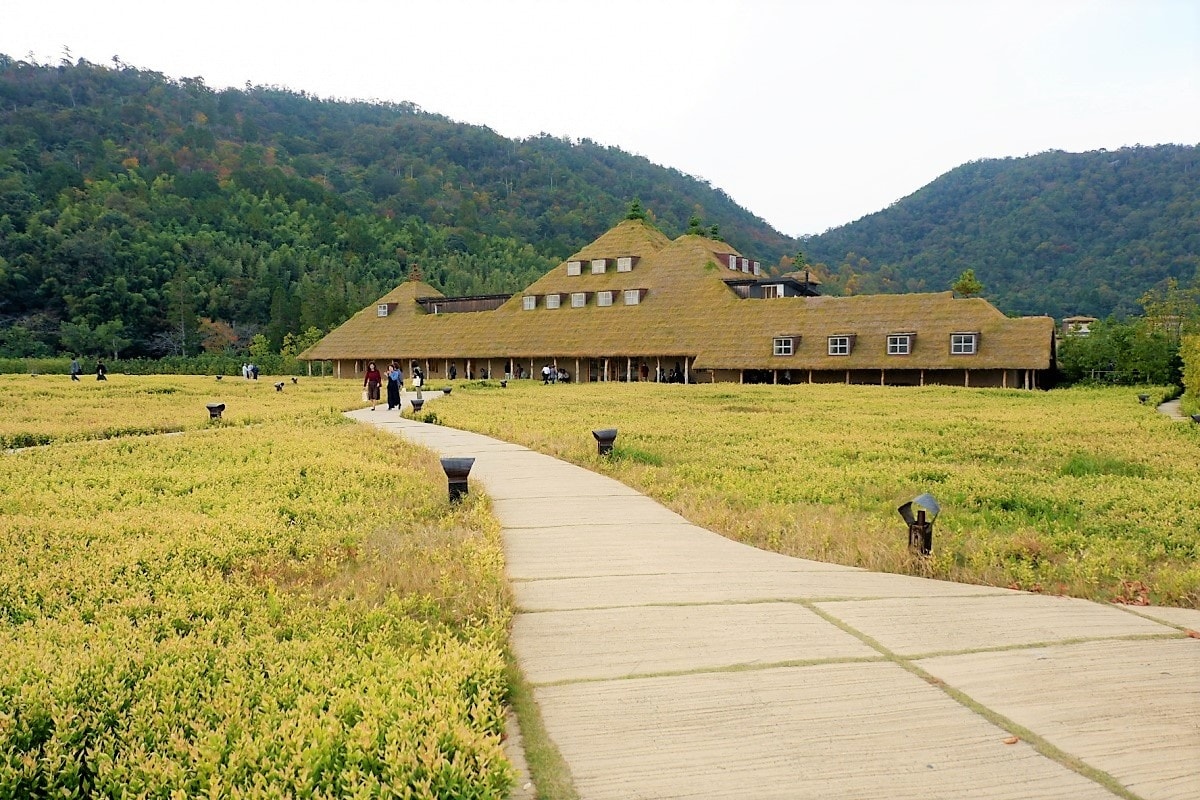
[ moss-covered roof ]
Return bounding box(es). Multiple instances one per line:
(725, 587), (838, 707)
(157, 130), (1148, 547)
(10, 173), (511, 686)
(301, 219), (1054, 371)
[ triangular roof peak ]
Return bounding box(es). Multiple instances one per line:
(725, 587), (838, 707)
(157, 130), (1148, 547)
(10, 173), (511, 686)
(569, 218), (672, 262)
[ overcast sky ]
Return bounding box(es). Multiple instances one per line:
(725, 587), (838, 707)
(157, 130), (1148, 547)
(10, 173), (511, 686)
(3, 0), (1197, 237)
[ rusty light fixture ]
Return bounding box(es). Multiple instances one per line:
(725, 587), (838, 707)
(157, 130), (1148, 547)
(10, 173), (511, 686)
(592, 427), (618, 456)
(440, 457), (475, 503)
(898, 493), (939, 556)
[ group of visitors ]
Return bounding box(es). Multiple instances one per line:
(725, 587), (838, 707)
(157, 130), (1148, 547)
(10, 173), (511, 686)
(540, 364), (570, 384)
(363, 361), (424, 411)
(240, 363), (260, 380)
(68, 357), (106, 381)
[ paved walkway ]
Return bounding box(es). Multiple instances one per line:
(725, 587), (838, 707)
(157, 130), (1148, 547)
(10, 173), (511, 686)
(348, 407), (1200, 800)
(1156, 398), (1191, 422)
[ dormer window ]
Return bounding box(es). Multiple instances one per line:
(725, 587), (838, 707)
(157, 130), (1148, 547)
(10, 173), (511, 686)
(728, 254), (738, 270)
(597, 291), (613, 307)
(887, 334), (914, 355)
(752, 261), (761, 276)
(590, 258), (608, 274)
(545, 293), (561, 309)
(828, 335), (855, 356)
(617, 256), (635, 272)
(623, 289), (643, 305)
(773, 336), (797, 356)
(571, 292), (587, 308)
(522, 295), (537, 311)
(951, 332), (978, 355)
(377, 304), (390, 317)
(567, 260), (582, 276)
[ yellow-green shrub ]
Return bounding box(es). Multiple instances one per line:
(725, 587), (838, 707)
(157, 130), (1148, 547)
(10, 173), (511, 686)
(439, 381), (1200, 607)
(0, 383), (513, 798)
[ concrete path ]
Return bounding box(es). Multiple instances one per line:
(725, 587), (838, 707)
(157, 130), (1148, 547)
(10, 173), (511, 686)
(1156, 398), (1191, 422)
(348, 408), (1200, 800)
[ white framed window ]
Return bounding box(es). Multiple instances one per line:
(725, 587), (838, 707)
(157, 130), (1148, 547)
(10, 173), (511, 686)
(763, 284), (784, 299)
(773, 337), (795, 356)
(740, 257), (750, 273)
(623, 289), (641, 305)
(597, 291), (613, 307)
(566, 260), (582, 276)
(752, 261), (761, 276)
(887, 334), (912, 355)
(522, 295), (536, 311)
(545, 294), (561, 309)
(951, 333), (978, 354)
(728, 254), (738, 270)
(376, 304), (389, 317)
(828, 335), (852, 356)
(571, 292), (587, 308)
(617, 256), (634, 272)
(590, 258), (607, 274)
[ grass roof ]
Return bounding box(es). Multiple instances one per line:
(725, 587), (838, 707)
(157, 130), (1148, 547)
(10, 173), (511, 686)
(303, 220), (1054, 371)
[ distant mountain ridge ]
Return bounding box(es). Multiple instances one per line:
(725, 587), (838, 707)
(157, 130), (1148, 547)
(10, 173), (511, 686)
(0, 55), (796, 357)
(800, 145), (1200, 319)
(1, 55), (1195, 359)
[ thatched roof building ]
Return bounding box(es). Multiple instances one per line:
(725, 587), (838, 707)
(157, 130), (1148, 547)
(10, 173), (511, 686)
(302, 219), (1055, 388)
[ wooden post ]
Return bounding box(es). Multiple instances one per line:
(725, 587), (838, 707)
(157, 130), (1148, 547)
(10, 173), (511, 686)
(920, 369), (925, 387)
(684, 358), (690, 384)
(575, 358), (580, 383)
(880, 369), (885, 386)
(604, 358), (609, 382)
(964, 370), (970, 388)
(626, 357), (631, 382)
(773, 370), (777, 385)
(656, 356), (661, 382)
(740, 370), (744, 384)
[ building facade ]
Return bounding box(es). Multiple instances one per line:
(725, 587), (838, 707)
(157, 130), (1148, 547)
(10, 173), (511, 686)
(302, 219), (1056, 389)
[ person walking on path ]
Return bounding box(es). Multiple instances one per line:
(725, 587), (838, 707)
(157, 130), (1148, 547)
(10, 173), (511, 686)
(386, 362), (402, 410)
(363, 362), (382, 411)
(69, 357), (81, 381)
(95, 361), (107, 381)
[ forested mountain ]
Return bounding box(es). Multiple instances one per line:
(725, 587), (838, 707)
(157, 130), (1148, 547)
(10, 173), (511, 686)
(0, 56), (795, 358)
(800, 145), (1200, 319)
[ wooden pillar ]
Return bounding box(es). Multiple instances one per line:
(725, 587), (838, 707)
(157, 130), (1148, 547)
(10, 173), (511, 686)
(880, 369), (885, 386)
(808, 369), (813, 384)
(1002, 370), (1008, 389)
(336, 360), (342, 379)
(656, 356), (661, 382)
(845, 370), (850, 385)
(467, 358), (472, 379)
(684, 358), (690, 384)
(920, 369), (925, 387)
(964, 370), (970, 388)
(773, 370), (777, 385)
(575, 358), (580, 383)
(740, 370), (744, 384)
(626, 357), (631, 382)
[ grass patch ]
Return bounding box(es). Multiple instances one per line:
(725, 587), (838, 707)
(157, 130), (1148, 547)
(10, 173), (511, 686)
(439, 381), (1200, 607)
(1060, 452), (1149, 478)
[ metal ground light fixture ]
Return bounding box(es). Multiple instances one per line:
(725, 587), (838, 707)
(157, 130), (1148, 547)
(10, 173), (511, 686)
(592, 427), (618, 456)
(439, 457), (475, 503)
(409, 396), (425, 413)
(898, 493), (939, 556)
(205, 403), (225, 420)
(1138, 393), (1149, 404)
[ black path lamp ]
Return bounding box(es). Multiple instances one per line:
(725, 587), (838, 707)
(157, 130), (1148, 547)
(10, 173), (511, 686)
(205, 403), (226, 420)
(410, 396), (425, 413)
(440, 457), (475, 503)
(274, 381), (285, 392)
(592, 427), (618, 456)
(1138, 393), (1149, 404)
(442, 386), (452, 395)
(898, 492), (939, 556)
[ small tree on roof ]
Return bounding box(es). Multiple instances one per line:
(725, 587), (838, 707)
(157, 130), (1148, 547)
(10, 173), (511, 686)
(708, 224), (724, 242)
(953, 268), (983, 297)
(625, 199), (648, 221)
(686, 215), (704, 235)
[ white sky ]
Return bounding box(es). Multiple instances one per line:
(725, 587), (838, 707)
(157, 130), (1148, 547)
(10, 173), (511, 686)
(3, 0), (1197, 236)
